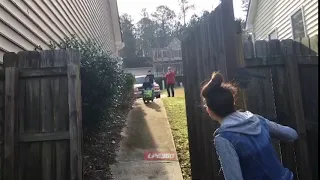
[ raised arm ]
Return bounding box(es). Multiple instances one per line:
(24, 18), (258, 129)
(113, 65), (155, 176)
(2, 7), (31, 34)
(257, 115), (298, 141)
(214, 136), (244, 180)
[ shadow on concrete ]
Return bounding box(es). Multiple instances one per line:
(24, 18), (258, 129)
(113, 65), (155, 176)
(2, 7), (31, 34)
(145, 101), (161, 112)
(112, 100), (181, 180)
(122, 105), (157, 150)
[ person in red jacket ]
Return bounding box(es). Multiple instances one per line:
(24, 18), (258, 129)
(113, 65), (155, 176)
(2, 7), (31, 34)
(165, 67), (176, 97)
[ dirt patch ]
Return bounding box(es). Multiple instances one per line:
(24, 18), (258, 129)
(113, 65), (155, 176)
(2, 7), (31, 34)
(83, 106), (132, 180)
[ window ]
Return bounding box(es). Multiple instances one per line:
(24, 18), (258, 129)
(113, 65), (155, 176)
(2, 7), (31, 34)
(163, 50), (168, 58)
(291, 9), (306, 39)
(156, 50), (162, 58)
(268, 30), (277, 40)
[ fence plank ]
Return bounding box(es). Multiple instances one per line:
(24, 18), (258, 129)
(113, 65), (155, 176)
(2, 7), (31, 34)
(309, 35), (318, 55)
(281, 39), (312, 180)
(40, 50), (55, 180)
(67, 51), (82, 180)
(220, 0), (238, 80)
(52, 50), (69, 180)
(181, 39), (199, 179)
(4, 53), (19, 180)
(271, 67), (298, 178)
(0, 69), (4, 180)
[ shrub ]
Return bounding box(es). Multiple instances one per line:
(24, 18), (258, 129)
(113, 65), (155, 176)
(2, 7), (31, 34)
(50, 35), (134, 131)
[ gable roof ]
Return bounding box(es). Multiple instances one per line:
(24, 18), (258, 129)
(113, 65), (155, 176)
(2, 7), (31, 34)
(123, 57), (153, 68)
(152, 37), (181, 50)
(245, 0), (259, 30)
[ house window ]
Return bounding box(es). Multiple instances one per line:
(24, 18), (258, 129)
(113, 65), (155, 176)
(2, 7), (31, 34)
(156, 50), (162, 58)
(291, 9), (306, 39)
(163, 50), (169, 58)
(268, 30), (277, 40)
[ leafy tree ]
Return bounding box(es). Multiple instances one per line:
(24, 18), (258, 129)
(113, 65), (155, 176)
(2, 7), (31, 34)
(120, 14), (137, 58)
(178, 0), (195, 26)
(136, 9), (156, 57)
(151, 5), (176, 47)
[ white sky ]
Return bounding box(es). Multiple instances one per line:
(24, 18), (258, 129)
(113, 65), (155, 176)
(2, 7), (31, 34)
(117, 0), (246, 23)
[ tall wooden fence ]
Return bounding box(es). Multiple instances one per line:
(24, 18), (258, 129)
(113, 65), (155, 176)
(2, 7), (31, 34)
(181, 0), (238, 179)
(0, 64), (4, 180)
(242, 36), (318, 180)
(0, 50), (83, 180)
(181, 0), (318, 179)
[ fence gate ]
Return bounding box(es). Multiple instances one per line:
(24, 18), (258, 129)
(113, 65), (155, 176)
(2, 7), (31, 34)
(243, 36), (318, 180)
(3, 50), (83, 180)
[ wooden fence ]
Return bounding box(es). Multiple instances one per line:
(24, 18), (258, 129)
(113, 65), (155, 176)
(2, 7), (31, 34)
(0, 50), (83, 180)
(181, 0), (318, 179)
(181, 0), (238, 179)
(0, 64), (4, 180)
(242, 36), (318, 180)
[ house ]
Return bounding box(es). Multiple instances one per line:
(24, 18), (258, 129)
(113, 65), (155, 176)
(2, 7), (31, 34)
(0, 0), (124, 62)
(123, 57), (153, 76)
(246, 0), (318, 41)
(152, 38), (183, 77)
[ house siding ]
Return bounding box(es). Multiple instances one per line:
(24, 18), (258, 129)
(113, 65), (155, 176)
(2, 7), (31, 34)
(253, 0), (318, 40)
(0, 0), (120, 62)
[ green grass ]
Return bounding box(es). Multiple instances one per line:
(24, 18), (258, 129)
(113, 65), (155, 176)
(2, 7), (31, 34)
(162, 88), (191, 180)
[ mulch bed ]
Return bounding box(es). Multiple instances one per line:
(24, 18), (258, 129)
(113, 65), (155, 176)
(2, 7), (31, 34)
(83, 100), (134, 180)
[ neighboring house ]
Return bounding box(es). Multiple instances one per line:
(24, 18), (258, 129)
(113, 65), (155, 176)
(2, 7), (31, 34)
(246, 0), (318, 41)
(125, 67), (153, 76)
(123, 56), (153, 76)
(152, 38), (183, 77)
(0, 0), (124, 62)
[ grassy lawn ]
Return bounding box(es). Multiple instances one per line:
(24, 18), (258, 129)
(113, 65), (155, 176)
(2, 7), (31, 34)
(162, 88), (191, 180)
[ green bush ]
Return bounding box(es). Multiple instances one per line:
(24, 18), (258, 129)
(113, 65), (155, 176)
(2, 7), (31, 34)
(50, 35), (134, 131)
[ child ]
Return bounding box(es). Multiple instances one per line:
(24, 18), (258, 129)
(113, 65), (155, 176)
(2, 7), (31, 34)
(201, 72), (298, 180)
(142, 77), (153, 90)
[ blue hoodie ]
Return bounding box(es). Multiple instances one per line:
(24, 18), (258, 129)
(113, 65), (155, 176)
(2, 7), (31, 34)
(213, 111), (298, 180)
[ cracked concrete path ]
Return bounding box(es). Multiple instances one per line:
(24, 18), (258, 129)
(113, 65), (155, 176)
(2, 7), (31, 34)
(110, 99), (183, 180)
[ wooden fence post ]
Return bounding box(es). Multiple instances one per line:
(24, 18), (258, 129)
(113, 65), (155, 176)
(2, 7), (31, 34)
(67, 51), (82, 180)
(3, 53), (19, 180)
(220, 0), (238, 80)
(281, 39), (311, 180)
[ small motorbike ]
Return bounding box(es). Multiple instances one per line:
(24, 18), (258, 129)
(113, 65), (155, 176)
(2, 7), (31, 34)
(142, 88), (154, 104)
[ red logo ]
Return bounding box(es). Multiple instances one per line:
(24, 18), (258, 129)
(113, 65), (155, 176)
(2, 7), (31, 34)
(144, 152), (176, 161)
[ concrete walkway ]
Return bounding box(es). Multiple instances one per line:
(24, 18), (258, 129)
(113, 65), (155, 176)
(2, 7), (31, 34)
(110, 99), (183, 180)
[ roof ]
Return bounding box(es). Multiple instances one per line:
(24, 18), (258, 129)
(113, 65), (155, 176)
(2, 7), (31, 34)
(152, 37), (181, 50)
(123, 56), (153, 68)
(245, 0), (259, 30)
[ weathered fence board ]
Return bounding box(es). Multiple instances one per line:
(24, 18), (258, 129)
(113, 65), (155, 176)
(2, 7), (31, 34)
(2, 50), (83, 180)
(0, 64), (4, 180)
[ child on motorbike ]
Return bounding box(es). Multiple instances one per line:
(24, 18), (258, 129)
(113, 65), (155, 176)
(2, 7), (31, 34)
(142, 77), (154, 100)
(143, 76), (153, 90)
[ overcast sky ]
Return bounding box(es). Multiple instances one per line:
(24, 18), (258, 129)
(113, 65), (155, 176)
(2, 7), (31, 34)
(117, 0), (246, 23)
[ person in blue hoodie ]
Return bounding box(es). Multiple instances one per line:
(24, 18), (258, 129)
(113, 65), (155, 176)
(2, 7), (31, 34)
(201, 72), (298, 180)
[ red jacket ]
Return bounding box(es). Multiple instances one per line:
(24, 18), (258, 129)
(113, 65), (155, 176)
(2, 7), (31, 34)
(165, 71), (176, 84)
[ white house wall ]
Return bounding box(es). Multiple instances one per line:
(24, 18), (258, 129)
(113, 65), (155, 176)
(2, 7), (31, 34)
(0, 0), (122, 62)
(253, 0), (318, 40)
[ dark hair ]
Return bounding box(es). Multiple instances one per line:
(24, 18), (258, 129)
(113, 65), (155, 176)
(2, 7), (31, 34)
(148, 70), (151, 72)
(201, 72), (237, 118)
